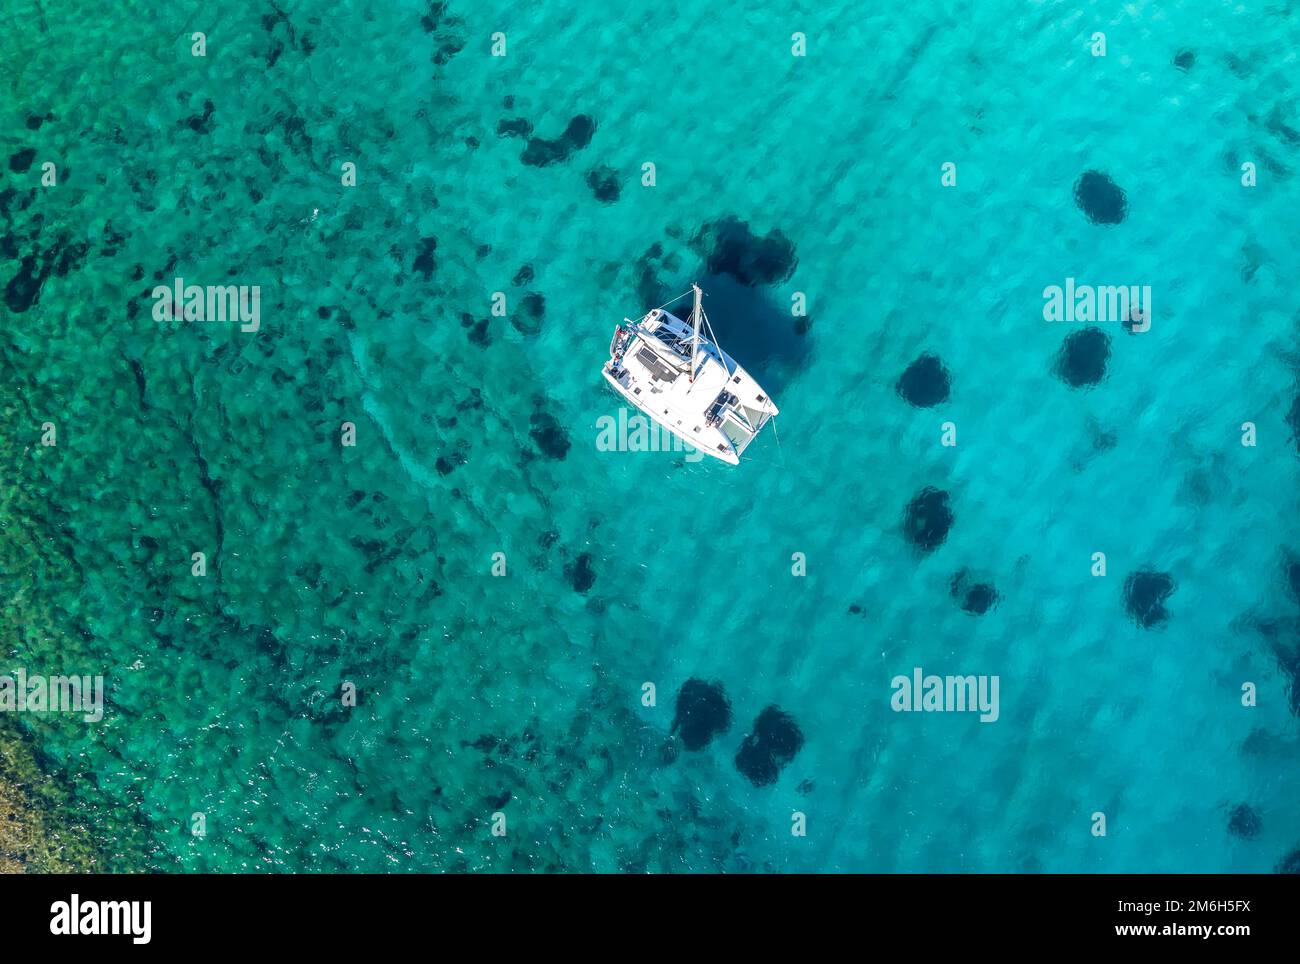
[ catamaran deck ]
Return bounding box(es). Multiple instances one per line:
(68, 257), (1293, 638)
(603, 291), (778, 465)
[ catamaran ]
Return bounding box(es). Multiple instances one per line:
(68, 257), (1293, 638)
(602, 284), (779, 465)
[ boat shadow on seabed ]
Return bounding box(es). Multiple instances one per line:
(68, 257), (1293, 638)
(643, 272), (812, 396)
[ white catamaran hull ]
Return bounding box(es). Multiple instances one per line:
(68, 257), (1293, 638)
(601, 286), (778, 466)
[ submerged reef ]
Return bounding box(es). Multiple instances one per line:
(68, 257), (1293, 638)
(902, 487), (954, 553)
(9, 147), (36, 173)
(460, 311), (490, 347)
(0, 718), (135, 872)
(521, 114), (596, 167)
(565, 552), (596, 593)
(419, 1), (467, 64)
(1123, 569), (1176, 628)
(950, 568), (998, 615)
(528, 409), (570, 460)
(1286, 555), (1300, 603)
(1227, 804), (1261, 839)
(1074, 170), (1127, 225)
(585, 165), (620, 203)
(1276, 848), (1300, 874)
(181, 98), (216, 135)
(412, 236), (437, 279)
(631, 241), (681, 309)
(1054, 328), (1110, 388)
(1173, 49), (1195, 71)
(671, 678), (732, 750)
(512, 292), (545, 335)
(4, 253), (49, 312)
(689, 216), (797, 286)
(896, 352), (951, 407)
(1274, 639), (1300, 719)
(734, 706), (804, 787)
(0, 232), (85, 313)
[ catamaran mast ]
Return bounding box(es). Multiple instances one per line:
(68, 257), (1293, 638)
(689, 283), (703, 383)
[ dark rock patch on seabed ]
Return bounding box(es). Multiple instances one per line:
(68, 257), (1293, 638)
(690, 215), (796, 286)
(50, 237), (89, 278)
(182, 99), (216, 135)
(902, 487), (953, 553)
(419, 2), (466, 64)
(897, 353), (951, 407)
(961, 584), (998, 615)
(420, 1), (448, 32)
(412, 237), (437, 279)
(9, 147), (36, 173)
(460, 312), (490, 347)
(1074, 170), (1127, 225)
(1228, 804), (1261, 839)
(4, 253), (52, 312)
(1123, 569), (1176, 628)
(1286, 555), (1300, 603)
(512, 292), (545, 335)
(511, 264), (534, 286)
(434, 35), (466, 66)
(1287, 394), (1300, 453)
(1274, 642), (1300, 718)
(631, 241), (683, 308)
(1174, 49), (1195, 71)
(279, 114), (314, 156)
(99, 223), (126, 258)
(521, 115), (596, 167)
(566, 553), (596, 593)
(1054, 327), (1111, 388)
(0, 185), (36, 221)
(950, 569), (998, 615)
(528, 410), (569, 459)
(671, 678), (732, 750)
(1276, 847), (1300, 874)
(734, 706), (804, 787)
(585, 165), (620, 203)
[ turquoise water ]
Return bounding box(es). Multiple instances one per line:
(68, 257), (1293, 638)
(2, 0), (1299, 872)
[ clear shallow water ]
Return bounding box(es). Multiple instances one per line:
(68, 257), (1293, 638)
(1, 0), (1299, 872)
